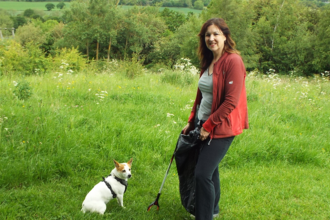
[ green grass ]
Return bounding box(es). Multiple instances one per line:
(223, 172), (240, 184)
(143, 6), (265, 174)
(0, 1), (202, 14)
(0, 1), (66, 11)
(0, 69), (329, 219)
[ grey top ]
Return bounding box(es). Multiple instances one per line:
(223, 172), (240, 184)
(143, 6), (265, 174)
(198, 68), (213, 121)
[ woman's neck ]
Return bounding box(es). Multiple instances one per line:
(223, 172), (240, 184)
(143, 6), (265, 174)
(212, 50), (224, 63)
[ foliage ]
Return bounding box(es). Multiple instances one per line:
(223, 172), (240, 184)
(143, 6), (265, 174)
(10, 15), (27, 29)
(23, 8), (35, 17)
(2, 1), (330, 75)
(193, 0), (204, 9)
(12, 80), (32, 101)
(160, 8), (187, 33)
(122, 53), (145, 78)
(15, 22), (46, 46)
(0, 9), (14, 37)
(52, 47), (86, 72)
(56, 2), (66, 9)
(0, 41), (50, 76)
(45, 3), (55, 11)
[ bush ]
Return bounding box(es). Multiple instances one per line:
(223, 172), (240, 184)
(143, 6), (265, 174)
(52, 47), (86, 72)
(15, 22), (46, 46)
(13, 80), (32, 101)
(123, 53), (145, 78)
(0, 41), (50, 76)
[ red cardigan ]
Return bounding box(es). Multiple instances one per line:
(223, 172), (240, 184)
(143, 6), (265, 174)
(188, 52), (249, 139)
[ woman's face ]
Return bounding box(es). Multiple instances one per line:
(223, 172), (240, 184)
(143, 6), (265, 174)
(205, 24), (226, 55)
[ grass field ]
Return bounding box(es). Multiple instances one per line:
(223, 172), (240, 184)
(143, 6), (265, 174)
(0, 1), (202, 14)
(0, 66), (330, 219)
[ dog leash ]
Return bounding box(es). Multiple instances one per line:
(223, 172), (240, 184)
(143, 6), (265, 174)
(102, 175), (128, 198)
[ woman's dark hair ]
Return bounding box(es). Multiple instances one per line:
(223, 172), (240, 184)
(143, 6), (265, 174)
(198, 18), (239, 70)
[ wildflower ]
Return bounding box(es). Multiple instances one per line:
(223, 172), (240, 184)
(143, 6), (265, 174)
(4, 128), (8, 131)
(167, 113), (174, 117)
(173, 121), (177, 124)
(13, 81), (18, 86)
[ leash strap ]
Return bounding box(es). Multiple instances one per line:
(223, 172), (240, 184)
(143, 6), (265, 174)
(102, 177), (117, 198)
(102, 175), (128, 197)
(114, 176), (128, 193)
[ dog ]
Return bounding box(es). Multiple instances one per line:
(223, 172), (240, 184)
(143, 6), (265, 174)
(81, 158), (133, 215)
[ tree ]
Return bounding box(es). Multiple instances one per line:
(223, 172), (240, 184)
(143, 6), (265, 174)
(0, 9), (14, 28)
(57, 2), (66, 9)
(15, 22), (46, 46)
(45, 3), (55, 11)
(160, 8), (186, 33)
(194, 0), (204, 9)
(11, 16), (27, 29)
(206, 0), (259, 70)
(23, 9), (35, 17)
(314, 5), (330, 72)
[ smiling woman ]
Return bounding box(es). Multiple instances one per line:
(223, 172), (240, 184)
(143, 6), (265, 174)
(181, 18), (248, 220)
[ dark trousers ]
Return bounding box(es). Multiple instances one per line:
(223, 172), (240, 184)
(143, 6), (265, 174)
(194, 136), (234, 220)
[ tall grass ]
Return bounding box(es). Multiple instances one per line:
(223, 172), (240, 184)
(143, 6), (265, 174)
(0, 68), (329, 219)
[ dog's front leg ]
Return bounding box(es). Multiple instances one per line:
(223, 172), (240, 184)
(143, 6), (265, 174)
(116, 195), (125, 208)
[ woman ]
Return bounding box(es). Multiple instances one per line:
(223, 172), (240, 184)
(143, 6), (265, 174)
(182, 18), (248, 219)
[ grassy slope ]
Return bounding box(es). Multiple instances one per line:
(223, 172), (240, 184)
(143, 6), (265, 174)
(0, 2), (202, 14)
(0, 70), (329, 219)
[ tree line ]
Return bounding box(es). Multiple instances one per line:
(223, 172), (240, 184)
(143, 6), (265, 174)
(1, 0), (330, 76)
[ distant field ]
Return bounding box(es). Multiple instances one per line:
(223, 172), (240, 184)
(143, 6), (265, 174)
(0, 1), (202, 14)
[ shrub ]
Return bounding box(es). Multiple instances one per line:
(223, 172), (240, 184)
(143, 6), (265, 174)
(52, 47), (86, 72)
(15, 22), (46, 46)
(123, 53), (145, 79)
(13, 80), (32, 101)
(0, 40), (50, 76)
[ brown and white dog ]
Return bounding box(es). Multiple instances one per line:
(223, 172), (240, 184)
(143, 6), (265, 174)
(81, 158), (133, 214)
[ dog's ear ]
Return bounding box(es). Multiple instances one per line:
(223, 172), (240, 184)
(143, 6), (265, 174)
(113, 159), (120, 168)
(127, 158), (133, 167)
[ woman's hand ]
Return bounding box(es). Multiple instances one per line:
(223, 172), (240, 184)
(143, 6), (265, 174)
(200, 127), (210, 141)
(183, 123), (194, 135)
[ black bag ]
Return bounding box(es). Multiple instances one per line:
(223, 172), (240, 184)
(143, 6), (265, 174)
(174, 127), (201, 215)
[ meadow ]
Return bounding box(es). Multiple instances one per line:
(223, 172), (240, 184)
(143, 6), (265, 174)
(0, 1), (202, 14)
(0, 66), (330, 219)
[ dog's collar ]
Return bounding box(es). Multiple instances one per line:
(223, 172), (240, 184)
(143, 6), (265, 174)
(112, 175), (128, 192)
